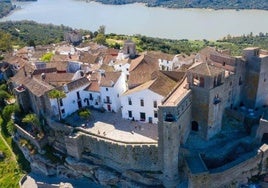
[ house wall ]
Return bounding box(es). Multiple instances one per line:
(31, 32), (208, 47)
(49, 85), (89, 118)
(100, 73), (126, 113)
(114, 63), (130, 76)
(80, 90), (101, 109)
(121, 89), (163, 124)
(159, 59), (173, 71)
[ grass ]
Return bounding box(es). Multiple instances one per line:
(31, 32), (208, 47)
(0, 136), (24, 188)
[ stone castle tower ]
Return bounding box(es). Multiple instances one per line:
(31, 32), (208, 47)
(122, 39), (136, 59)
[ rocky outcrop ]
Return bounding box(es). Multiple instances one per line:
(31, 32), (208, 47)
(65, 157), (97, 179)
(94, 168), (120, 186)
(122, 170), (162, 186)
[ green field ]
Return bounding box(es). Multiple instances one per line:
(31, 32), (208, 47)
(0, 135), (24, 188)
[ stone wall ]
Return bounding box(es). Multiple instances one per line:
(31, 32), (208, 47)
(15, 124), (47, 151)
(65, 132), (159, 172)
(256, 118), (268, 142)
(188, 144), (268, 188)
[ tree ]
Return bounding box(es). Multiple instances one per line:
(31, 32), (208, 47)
(78, 108), (91, 124)
(0, 90), (10, 104)
(98, 25), (106, 35)
(6, 119), (15, 136)
(48, 89), (66, 120)
(41, 52), (54, 62)
(22, 113), (41, 136)
(2, 104), (19, 122)
(0, 30), (12, 52)
(94, 33), (106, 45)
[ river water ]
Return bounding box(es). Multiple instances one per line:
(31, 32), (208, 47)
(1, 0), (268, 39)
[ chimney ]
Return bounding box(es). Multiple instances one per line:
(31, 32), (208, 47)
(63, 84), (68, 93)
(41, 73), (46, 80)
(29, 71), (33, 78)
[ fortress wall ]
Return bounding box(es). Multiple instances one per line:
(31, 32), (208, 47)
(65, 133), (160, 172)
(189, 145), (268, 188)
(256, 118), (268, 142)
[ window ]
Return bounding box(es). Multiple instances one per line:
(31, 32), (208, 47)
(61, 109), (65, 114)
(59, 99), (63, 106)
(106, 88), (108, 91)
(140, 99), (144, 107)
(76, 91), (81, 99)
(153, 101), (157, 108)
(154, 110), (158, 118)
(89, 93), (93, 100)
(239, 77), (243, 85)
(222, 62), (226, 66)
(128, 97), (132, 105)
(106, 96), (110, 103)
(128, 111), (132, 118)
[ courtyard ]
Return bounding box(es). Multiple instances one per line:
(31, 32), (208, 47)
(64, 109), (158, 143)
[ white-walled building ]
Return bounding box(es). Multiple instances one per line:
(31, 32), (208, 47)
(121, 71), (179, 124)
(159, 59), (174, 71)
(83, 80), (101, 109)
(113, 59), (130, 76)
(50, 77), (90, 119)
(100, 72), (127, 112)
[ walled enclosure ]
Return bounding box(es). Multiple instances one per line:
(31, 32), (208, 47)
(65, 131), (160, 172)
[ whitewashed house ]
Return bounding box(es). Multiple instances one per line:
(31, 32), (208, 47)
(100, 71), (127, 112)
(50, 77), (90, 119)
(159, 58), (174, 71)
(121, 71), (179, 124)
(82, 80), (102, 109)
(113, 59), (130, 77)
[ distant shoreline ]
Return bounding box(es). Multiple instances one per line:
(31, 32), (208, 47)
(83, 0), (268, 11)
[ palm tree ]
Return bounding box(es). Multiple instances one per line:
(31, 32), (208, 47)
(48, 89), (66, 121)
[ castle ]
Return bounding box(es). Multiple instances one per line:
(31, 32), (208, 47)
(3, 41), (268, 187)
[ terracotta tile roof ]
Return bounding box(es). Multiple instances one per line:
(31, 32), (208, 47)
(146, 51), (174, 61)
(124, 71), (177, 97)
(32, 68), (57, 75)
(189, 63), (224, 77)
(58, 77), (90, 92)
(100, 72), (121, 87)
(99, 64), (114, 72)
(79, 52), (100, 64)
(156, 71), (185, 82)
(149, 73), (177, 96)
(51, 54), (79, 62)
(128, 54), (159, 88)
(34, 72), (74, 87)
(12, 75), (54, 97)
(103, 54), (117, 65)
(89, 72), (101, 81)
(85, 80), (100, 92)
(46, 61), (68, 72)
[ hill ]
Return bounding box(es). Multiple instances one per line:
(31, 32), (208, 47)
(93, 0), (268, 10)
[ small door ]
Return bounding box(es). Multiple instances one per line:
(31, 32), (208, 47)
(107, 104), (111, 111)
(140, 112), (146, 121)
(149, 117), (152, 123)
